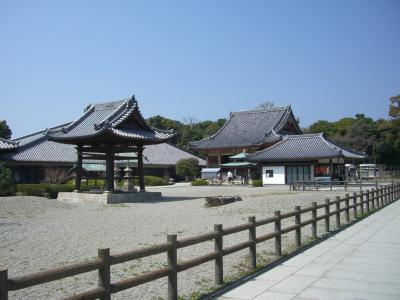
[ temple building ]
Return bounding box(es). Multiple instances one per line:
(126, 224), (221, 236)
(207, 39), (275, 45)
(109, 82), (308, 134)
(246, 133), (365, 184)
(190, 106), (302, 166)
(0, 96), (206, 187)
(191, 106), (365, 184)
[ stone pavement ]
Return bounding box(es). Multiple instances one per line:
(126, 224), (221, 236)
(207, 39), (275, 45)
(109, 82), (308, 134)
(218, 199), (400, 300)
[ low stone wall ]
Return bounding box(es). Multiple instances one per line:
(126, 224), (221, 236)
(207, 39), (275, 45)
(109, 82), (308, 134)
(57, 191), (163, 204)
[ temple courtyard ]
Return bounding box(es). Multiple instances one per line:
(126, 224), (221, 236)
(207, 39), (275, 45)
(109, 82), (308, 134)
(0, 184), (375, 299)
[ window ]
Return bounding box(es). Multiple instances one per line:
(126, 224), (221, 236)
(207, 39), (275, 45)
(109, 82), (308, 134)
(266, 170), (274, 178)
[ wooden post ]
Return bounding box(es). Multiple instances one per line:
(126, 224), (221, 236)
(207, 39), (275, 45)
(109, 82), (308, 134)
(352, 192), (357, 219)
(311, 202), (317, 239)
(137, 145), (146, 192)
(0, 267), (8, 300)
(360, 191), (364, 215)
(105, 145), (115, 192)
(345, 194), (350, 223)
(344, 181), (347, 192)
(325, 199), (330, 232)
(366, 190), (370, 212)
(98, 248), (111, 300)
(214, 224), (223, 285)
(248, 217), (256, 270)
(390, 183), (394, 202)
(295, 206), (301, 248)
(167, 235), (178, 300)
(379, 187), (384, 207)
(274, 211), (281, 256)
(75, 145), (83, 191)
(330, 180), (332, 191)
(385, 186), (389, 204)
(335, 196), (340, 228)
(371, 188), (375, 210)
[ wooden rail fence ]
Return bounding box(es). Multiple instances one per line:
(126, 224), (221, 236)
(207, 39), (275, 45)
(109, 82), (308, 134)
(0, 183), (399, 300)
(289, 180), (393, 192)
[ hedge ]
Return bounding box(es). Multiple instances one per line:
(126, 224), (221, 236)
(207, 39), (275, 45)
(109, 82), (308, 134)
(16, 184), (78, 199)
(191, 179), (208, 186)
(252, 180), (263, 187)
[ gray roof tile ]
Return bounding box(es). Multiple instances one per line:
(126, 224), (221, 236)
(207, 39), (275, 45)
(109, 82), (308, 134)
(0, 138), (19, 150)
(190, 106), (300, 150)
(47, 96), (175, 144)
(247, 134), (365, 162)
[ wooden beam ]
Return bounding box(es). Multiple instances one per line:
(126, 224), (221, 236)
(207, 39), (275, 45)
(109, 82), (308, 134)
(75, 145), (83, 191)
(137, 145), (145, 192)
(105, 145), (115, 191)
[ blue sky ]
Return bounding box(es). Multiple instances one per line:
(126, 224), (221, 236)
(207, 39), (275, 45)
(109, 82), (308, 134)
(1, 0), (399, 138)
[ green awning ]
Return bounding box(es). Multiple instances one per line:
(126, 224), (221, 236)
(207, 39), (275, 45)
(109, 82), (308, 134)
(220, 162), (255, 168)
(229, 152), (248, 160)
(82, 163), (106, 172)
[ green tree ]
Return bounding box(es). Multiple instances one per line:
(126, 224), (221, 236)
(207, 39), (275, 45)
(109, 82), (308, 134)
(0, 165), (14, 196)
(389, 95), (400, 119)
(175, 158), (199, 180)
(0, 120), (12, 139)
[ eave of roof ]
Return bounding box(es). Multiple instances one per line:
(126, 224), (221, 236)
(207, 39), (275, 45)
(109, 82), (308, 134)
(247, 133), (365, 163)
(0, 138), (19, 150)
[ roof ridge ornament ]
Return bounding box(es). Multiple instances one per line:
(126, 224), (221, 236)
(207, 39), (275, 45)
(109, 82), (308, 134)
(84, 104), (92, 112)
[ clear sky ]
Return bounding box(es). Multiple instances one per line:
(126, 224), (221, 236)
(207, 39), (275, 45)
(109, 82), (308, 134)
(0, 0), (399, 138)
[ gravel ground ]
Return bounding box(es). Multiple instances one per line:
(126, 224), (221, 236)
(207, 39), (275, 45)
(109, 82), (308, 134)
(0, 185), (370, 299)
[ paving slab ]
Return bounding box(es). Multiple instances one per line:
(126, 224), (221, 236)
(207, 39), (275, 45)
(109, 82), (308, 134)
(217, 199), (400, 299)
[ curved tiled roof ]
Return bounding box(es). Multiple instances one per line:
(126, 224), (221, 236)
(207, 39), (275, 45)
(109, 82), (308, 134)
(247, 133), (365, 162)
(0, 128), (206, 166)
(0, 138), (19, 150)
(47, 95), (175, 144)
(190, 106), (300, 150)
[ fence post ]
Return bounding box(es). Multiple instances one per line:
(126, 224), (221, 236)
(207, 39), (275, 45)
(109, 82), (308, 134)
(330, 180), (332, 191)
(391, 183), (394, 202)
(335, 196), (340, 228)
(375, 180), (378, 189)
(360, 191), (364, 215)
(98, 248), (111, 300)
(248, 217), (256, 271)
(214, 224), (223, 285)
(274, 211), (282, 256)
(311, 202), (317, 239)
(0, 267), (8, 300)
(295, 206), (301, 248)
(345, 181), (347, 192)
(371, 188), (375, 210)
(365, 190), (370, 212)
(352, 192), (357, 219)
(325, 199), (330, 232)
(345, 194), (350, 223)
(385, 186), (389, 205)
(380, 187), (384, 207)
(167, 234), (178, 300)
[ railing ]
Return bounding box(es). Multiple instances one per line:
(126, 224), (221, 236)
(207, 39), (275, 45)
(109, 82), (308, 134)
(0, 183), (399, 300)
(289, 180), (393, 191)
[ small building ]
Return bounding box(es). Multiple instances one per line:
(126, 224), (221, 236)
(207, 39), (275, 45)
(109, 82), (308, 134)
(246, 134), (365, 185)
(190, 106), (302, 167)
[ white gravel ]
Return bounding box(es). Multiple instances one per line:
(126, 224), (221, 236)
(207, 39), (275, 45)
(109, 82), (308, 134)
(0, 185), (367, 299)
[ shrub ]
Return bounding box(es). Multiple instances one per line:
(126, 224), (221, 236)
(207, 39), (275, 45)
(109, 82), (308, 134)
(16, 183), (75, 199)
(191, 179), (208, 186)
(252, 180), (263, 187)
(176, 158), (199, 180)
(132, 176), (169, 186)
(0, 165), (14, 196)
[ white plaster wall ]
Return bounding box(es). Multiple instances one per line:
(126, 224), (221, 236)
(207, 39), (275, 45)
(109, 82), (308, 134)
(262, 166), (285, 185)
